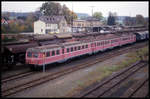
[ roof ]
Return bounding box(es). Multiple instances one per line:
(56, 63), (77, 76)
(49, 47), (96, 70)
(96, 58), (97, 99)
(5, 43), (39, 54)
(39, 16), (65, 24)
(39, 40), (60, 46)
(72, 33), (86, 37)
(27, 44), (61, 52)
(33, 34), (55, 41)
(73, 19), (86, 22)
(136, 31), (149, 35)
(61, 41), (81, 47)
(55, 33), (73, 39)
(85, 17), (100, 21)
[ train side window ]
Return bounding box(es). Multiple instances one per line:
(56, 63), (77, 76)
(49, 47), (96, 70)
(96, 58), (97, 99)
(62, 49), (64, 54)
(86, 45), (88, 48)
(27, 52), (32, 57)
(46, 52), (50, 57)
(71, 47), (73, 52)
(52, 50), (55, 56)
(67, 48), (70, 52)
(78, 46), (81, 50)
(82, 45), (84, 49)
(56, 50), (60, 55)
(74, 47), (77, 51)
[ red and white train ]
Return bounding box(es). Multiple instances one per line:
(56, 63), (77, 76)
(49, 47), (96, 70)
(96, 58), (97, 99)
(26, 33), (136, 69)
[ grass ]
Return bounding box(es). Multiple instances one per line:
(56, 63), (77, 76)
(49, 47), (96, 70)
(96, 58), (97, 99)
(67, 46), (149, 97)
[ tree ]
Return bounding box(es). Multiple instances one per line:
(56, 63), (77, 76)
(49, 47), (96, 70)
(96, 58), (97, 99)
(135, 14), (146, 26)
(40, 1), (77, 24)
(107, 12), (116, 25)
(40, 1), (62, 15)
(93, 12), (103, 20)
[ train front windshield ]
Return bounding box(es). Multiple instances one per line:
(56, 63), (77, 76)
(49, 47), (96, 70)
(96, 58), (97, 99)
(27, 52), (32, 58)
(27, 52), (38, 58)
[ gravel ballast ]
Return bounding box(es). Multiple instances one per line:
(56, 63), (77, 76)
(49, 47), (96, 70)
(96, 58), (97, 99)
(9, 53), (130, 97)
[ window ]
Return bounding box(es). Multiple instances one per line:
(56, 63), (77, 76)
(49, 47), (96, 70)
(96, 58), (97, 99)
(46, 52), (50, 57)
(78, 46), (81, 50)
(56, 50), (60, 55)
(27, 52), (32, 57)
(52, 50), (55, 56)
(74, 47), (77, 51)
(101, 42), (103, 45)
(97, 42), (99, 46)
(71, 47), (73, 52)
(86, 45), (88, 48)
(41, 29), (43, 32)
(82, 45), (84, 49)
(62, 49), (64, 54)
(33, 52), (38, 58)
(67, 48), (70, 52)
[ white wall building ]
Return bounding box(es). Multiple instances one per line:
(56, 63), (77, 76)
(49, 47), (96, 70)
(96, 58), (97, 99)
(34, 16), (70, 34)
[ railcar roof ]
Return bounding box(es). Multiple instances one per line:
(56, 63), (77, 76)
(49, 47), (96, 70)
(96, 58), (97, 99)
(55, 33), (73, 38)
(33, 34), (55, 40)
(5, 43), (39, 54)
(136, 31), (149, 35)
(61, 41), (81, 46)
(27, 44), (61, 52)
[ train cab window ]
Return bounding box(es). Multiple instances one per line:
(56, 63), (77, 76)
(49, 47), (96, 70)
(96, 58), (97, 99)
(46, 52), (50, 57)
(67, 48), (70, 52)
(27, 52), (32, 58)
(78, 46), (81, 50)
(52, 50), (55, 56)
(33, 52), (38, 58)
(56, 50), (60, 55)
(86, 45), (88, 48)
(71, 47), (73, 52)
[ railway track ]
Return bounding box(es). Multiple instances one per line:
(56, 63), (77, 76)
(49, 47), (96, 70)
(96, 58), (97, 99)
(2, 41), (147, 84)
(2, 41), (148, 97)
(2, 71), (35, 83)
(74, 61), (148, 97)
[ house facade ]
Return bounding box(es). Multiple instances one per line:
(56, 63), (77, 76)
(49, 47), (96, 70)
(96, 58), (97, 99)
(72, 17), (103, 32)
(34, 16), (70, 34)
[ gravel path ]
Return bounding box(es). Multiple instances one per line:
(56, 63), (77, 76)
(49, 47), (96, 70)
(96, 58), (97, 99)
(8, 53), (129, 97)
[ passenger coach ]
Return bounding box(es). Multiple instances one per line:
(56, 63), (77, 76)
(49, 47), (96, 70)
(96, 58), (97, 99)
(26, 33), (136, 70)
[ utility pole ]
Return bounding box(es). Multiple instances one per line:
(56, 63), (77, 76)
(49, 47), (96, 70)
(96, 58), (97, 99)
(89, 6), (95, 17)
(89, 6), (95, 33)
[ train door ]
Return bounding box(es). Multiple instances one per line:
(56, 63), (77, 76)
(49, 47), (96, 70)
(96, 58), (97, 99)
(91, 42), (96, 53)
(61, 47), (65, 60)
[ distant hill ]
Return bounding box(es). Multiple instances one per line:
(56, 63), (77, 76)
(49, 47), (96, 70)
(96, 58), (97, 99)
(76, 13), (90, 19)
(2, 11), (42, 19)
(2, 12), (32, 17)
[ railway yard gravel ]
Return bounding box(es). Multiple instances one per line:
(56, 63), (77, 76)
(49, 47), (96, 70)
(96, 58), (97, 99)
(8, 53), (130, 97)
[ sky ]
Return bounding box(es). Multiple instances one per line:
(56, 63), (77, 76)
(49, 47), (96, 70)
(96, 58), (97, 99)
(1, 1), (149, 17)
